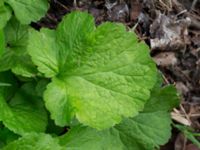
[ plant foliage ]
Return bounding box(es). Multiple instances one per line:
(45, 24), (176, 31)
(0, 3), (179, 149)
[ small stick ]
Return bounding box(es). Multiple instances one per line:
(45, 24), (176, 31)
(56, 1), (69, 10)
(191, 0), (198, 11)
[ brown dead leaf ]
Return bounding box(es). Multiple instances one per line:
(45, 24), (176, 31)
(130, 0), (142, 21)
(186, 144), (200, 150)
(150, 13), (190, 51)
(153, 52), (177, 66)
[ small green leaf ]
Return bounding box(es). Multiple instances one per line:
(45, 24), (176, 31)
(115, 111), (172, 150)
(0, 17), (37, 77)
(144, 85), (180, 112)
(44, 78), (75, 126)
(4, 17), (28, 54)
(5, 0), (49, 24)
(29, 11), (157, 129)
(3, 133), (65, 150)
(0, 83), (48, 135)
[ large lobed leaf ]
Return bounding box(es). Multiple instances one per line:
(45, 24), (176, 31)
(58, 86), (179, 150)
(28, 11), (157, 129)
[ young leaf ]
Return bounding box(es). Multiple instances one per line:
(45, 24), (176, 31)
(3, 133), (65, 150)
(115, 111), (171, 150)
(143, 85), (180, 112)
(4, 17), (28, 54)
(0, 83), (48, 135)
(5, 0), (49, 24)
(0, 17), (37, 77)
(44, 78), (75, 126)
(29, 11), (157, 129)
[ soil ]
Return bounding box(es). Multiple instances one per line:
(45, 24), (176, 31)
(32, 0), (200, 149)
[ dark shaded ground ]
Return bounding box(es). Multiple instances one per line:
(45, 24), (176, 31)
(32, 0), (200, 149)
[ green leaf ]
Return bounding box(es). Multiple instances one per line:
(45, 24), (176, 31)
(11, 55), (38, 77)
(29, 11), (157, 129)
(59, 86), (179, 150)
(4, 17), (28, 54)
(28, 29), (59, 78)
(56, 11), (95, 69)
(0, 17), (37, 77)
(143, 85), (180, 112)
(0, 50), (15, 71)
(60, 111), (171, 150)
(3, 133), (65, 150)
(59, 125), (124, 150)
(115, 111), (171, 150)
(0, 4), (11, 29)
(5, 0), (49, 24)
(44, 78), (75, 126)
(0, 83), (48, 135)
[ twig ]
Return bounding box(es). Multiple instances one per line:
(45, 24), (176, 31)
(74, 0), (77, 8)
(191, 0), (198, 11)
(56, 1), (69, 10)
(180, 104), (192, 125)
